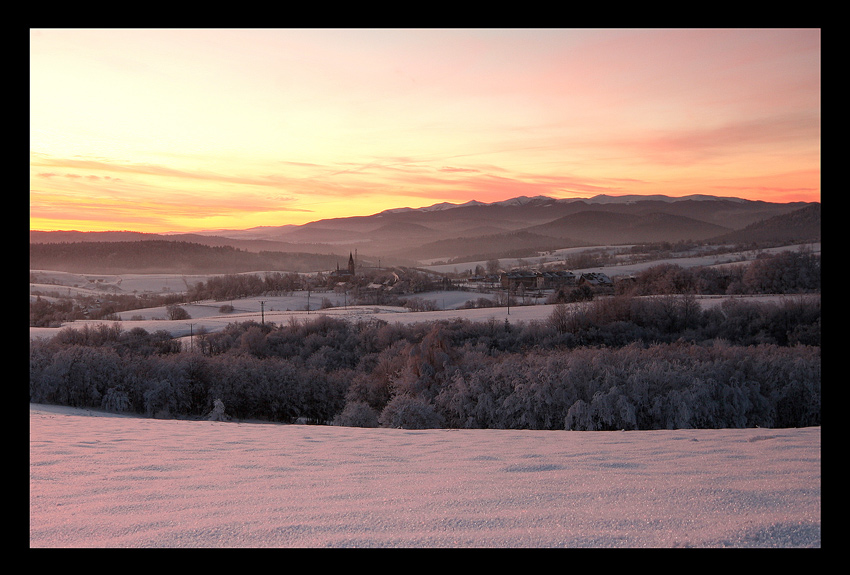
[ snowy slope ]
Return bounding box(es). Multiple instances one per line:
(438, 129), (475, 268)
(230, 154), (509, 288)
(29, 404), (821, 548)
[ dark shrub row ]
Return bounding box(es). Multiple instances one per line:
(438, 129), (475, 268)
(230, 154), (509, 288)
(30, 294), (820, 430)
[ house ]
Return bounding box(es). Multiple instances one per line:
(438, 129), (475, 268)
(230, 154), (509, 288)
(578, 272), (613, 288)
(538, 270), (578, 289)
(467, 275), (502, 290)
(500, 270), (579, 290)
(500, 271), (538, 290)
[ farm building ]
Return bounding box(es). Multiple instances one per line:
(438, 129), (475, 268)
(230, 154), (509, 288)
(500, 270), (580, 290)
(500, 271), (539, 290)
(538, 271), (578, 289)
(577, 272), (613, 288)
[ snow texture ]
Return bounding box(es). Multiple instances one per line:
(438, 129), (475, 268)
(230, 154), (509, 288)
(30, 404), (820, 548)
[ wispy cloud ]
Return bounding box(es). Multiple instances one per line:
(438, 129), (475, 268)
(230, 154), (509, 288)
(573, 112), (820, 168)
(30, 154), (327, 231)
(438, 166), (481, 173)
(32, 157), (290, 189)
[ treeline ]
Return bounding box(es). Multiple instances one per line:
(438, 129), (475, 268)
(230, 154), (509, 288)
(30, 291), (188, 327)
(29, 240), (343, 274)
(30, 294), (820, 430)
(30, 272), (307, 327)
(185, 271), (304, 301)
(615, 249), (820, 296)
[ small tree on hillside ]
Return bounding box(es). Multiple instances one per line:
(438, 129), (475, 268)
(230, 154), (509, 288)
(166, 304), (191, 320)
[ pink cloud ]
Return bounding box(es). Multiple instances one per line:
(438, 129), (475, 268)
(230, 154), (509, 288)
(438, 166), (480, 173)
(599, 113), (819, 167)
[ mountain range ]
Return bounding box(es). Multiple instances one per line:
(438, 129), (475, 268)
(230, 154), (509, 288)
(31, 194), (820, 267)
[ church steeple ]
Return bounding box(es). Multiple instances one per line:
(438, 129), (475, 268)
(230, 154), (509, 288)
(348, 252), (355, 276)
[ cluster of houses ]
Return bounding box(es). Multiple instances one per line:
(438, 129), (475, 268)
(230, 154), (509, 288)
(326, 251), (614, 298)
(468, 270), (613, 292)
(502, 270), (612, 290)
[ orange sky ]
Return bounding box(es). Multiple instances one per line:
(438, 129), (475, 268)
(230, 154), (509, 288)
(30, 28), (821, 233)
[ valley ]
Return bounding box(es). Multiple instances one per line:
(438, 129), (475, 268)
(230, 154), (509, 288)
(30, 193), (820, 341)
(28, 193), (822, 432)
(30, 241), (820, 342)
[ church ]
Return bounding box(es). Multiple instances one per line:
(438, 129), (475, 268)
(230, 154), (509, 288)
(330, 252), (356, 282)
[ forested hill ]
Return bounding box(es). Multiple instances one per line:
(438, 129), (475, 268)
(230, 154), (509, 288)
(709, 203), (821, 245)
(29, 240), (345, 274)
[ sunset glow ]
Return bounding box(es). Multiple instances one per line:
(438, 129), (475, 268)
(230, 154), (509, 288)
(30, 28), (821, 233)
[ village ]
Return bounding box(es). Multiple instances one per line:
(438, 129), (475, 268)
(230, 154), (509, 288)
(321, 250), (614, 308)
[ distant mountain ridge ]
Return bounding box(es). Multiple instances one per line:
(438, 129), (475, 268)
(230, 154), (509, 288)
(31, 193), (819, 267)
(378, 193), (747, 215)
(523, 210), (732, 245)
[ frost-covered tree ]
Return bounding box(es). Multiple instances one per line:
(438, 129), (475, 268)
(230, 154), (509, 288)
(379, 394), (444, 429)
(166, 304), (191, 320)
(548, 303), (572, 334)
(743, 250), (820, 294)
(101, 387), (131, 413)
(565, 399), (595, 430)
(590, 386), (638, 430)
(143, 379), (181, 418)
(206, 398), (229, 421)
(333, 401), (380, 428)
(239, 325), (269, 357)
(33, 345), (122, 408)
(548, 301), (594, 335)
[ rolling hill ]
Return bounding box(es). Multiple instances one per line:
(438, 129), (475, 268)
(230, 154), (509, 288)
(709, 203), (821, 244)
(524, 210), (732, 245)
(226, 194), (814, 261)
(28, 240), (346, 275)
(31, 194), (819, 270)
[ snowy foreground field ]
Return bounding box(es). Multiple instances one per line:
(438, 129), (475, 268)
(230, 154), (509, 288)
(30, 404), (821, 548)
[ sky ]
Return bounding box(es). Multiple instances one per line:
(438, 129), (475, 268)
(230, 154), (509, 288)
(30, 28), (821, 234)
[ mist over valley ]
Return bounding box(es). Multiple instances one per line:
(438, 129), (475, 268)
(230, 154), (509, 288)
(29, 192), (821, 431)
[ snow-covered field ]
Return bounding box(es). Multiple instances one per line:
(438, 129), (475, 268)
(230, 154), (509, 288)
(28, 289), (819, 343)
(421, 242), (821, 275)
(30, 262), (821, 343)
(29, 242), (821, 342)
(29, 403), (820, 548)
